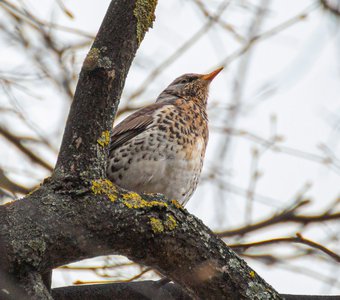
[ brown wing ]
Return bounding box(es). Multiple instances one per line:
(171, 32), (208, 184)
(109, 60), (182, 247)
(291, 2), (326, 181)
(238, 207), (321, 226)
(109, 102), (169, 152)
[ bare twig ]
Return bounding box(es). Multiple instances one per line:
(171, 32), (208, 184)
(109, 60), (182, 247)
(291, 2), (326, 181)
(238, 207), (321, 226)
(73, 267), (152, 284)
(229, 233), (340, 263)
(0, 127), (53, 172)
(217, 199), (340, 237)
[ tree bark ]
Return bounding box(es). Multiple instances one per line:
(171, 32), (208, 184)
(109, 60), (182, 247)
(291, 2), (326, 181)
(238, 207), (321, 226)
(51, 282), (340, 300)
(0, 0), (282, 299)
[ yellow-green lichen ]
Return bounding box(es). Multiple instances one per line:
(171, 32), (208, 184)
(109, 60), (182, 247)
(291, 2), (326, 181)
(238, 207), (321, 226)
(134, 0), (157, 45)
(91, 179), (117, 202)
(83, 47), (112, 71)
(171, 199), (183, 209)
(249, 271), (255, 278)
(164, 214), (177, 231)
(149, 217), (164, 233)
(97, 131), (110, 147)
(122, 192), (167, 209)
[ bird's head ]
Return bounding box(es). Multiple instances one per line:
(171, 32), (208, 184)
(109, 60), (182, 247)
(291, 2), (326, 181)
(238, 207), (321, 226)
(157, 67), (223, 104)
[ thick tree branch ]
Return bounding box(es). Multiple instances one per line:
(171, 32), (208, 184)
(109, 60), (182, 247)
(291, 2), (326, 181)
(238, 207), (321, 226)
(0, 184), (282, 299)
(54, 0), (156, 180)
(51, 282), (340, 300)
(52, 281), (191, 300)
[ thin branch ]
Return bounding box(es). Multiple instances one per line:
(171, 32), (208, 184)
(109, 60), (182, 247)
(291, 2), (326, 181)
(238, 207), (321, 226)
(219, 3), (319, 68)
(229, 233), (340, 263)
(58, 262), (135, 272)
(0, 126), (53, 172)
(0, 167), (31, 195)
(212, 126), (340, 174)
(321, 0), (340, 16)
(127, 0), (231, 102)
(217, 199), (340, 237)
(74, 268), (152, 284)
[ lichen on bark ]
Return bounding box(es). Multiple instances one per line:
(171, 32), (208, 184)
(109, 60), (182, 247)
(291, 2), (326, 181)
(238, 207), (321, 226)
(97, 131), (110, 147)
(122, 192), (167, 209)
(134, 0), (158, 44)
(83, 47), (113, 71)
(91, 179), (117, 202)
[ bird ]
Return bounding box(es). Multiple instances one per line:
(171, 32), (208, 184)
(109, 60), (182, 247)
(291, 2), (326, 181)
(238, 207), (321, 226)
(107, 67), (223, 205)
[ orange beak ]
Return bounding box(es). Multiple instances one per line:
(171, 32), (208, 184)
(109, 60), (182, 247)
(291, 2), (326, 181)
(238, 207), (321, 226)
(201, 67), (223, 81)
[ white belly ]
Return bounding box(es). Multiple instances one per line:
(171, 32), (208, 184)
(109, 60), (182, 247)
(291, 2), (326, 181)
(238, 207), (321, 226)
(108, 134), (205, 205)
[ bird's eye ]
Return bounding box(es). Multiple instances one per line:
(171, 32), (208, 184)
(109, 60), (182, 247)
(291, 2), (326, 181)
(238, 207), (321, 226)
(180, 77), (195, 84)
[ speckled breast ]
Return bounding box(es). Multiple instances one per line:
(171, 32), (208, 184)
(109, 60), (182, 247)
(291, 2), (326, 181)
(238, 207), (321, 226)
(107, 101), (208, 205)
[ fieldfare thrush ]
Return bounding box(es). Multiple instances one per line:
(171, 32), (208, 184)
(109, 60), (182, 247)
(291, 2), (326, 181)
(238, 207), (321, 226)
(107, 67), (223, 205)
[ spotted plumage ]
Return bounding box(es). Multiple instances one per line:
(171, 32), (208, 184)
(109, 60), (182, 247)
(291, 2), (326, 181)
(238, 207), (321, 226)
(107, 68), (222, 205)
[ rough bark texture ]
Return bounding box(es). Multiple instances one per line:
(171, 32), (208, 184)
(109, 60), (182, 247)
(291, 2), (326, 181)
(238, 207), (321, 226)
(0, 182), (281, 299)
(0, 0), (283, 299)
(52, 281), (191, 300)
(51, 282), (340, 300)
(54, 0), (141, 180)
